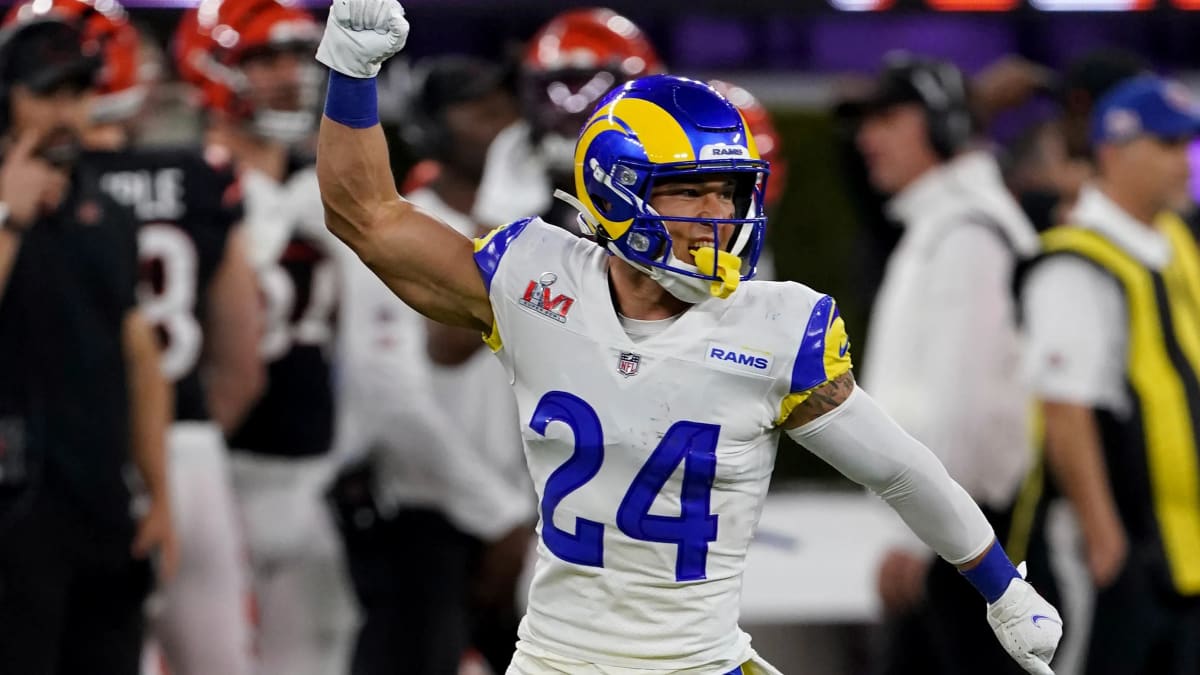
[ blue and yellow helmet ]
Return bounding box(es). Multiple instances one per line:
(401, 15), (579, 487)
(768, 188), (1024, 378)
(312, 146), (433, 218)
(572, 74), (770, 299)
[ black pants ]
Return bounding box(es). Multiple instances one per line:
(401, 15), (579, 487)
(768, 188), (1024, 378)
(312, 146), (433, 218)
(0, 487), (151, 675)
(1085, 546), (1200, 675)
(877, 562), (1031, 675)
(471, 594), (523, 675)
(339, 505), (479, 675)
(876, 504), (1059, 675)
(329, 457), (523, 675)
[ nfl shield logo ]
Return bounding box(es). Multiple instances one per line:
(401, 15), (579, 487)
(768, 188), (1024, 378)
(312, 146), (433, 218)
(617, 352), (641, 378)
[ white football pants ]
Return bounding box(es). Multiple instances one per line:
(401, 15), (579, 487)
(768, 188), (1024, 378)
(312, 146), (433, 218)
(230, 452), (360, 675)
(506, 641), (784, 675)
(146, 422), (253, 675)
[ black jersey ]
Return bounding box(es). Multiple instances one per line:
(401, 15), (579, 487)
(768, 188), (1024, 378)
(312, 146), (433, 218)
(84, 147), (242, 423)
(0, 162), (140, 533)
(229, 159), (337, 459)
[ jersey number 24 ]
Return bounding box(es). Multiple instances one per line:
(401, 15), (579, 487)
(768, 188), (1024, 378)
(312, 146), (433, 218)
(532, 391), (719, 582)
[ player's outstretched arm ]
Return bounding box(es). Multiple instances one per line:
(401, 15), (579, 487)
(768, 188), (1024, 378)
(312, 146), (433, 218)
(783, 373), (1062, 675)
(315, 0), (492, 333)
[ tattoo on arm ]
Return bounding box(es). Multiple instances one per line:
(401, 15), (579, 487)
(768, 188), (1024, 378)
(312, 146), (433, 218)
(787, 371), (857, 428)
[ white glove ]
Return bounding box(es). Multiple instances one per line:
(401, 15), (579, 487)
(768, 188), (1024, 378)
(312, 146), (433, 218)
(315, 0), (409, 78)
(988, 563), (1063, 675)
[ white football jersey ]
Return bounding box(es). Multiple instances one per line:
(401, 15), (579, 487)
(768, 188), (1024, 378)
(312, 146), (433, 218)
(475, 218), (852, 671)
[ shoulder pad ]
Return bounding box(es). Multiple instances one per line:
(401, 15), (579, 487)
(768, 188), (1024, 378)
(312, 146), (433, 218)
(473, 217), (537, 292)
(790, 293), (852, 394)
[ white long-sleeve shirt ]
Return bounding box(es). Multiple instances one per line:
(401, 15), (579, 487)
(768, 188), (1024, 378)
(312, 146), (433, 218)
(332, 181), (534, 542)
(410, 187), (535, 508)
(862, 150), (1040, 510)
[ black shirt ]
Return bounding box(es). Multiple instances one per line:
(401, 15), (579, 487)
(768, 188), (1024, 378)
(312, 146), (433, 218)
(0, 160), (140, 534)
(86, 147), (242, 422)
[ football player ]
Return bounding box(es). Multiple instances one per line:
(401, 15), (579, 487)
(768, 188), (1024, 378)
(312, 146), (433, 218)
(2, 1), (262, 673)
(0, 16), (172, 675)
(473, 7), (663, 232)
(173, 2), (359, 673)
(315, 2), (1063, 673)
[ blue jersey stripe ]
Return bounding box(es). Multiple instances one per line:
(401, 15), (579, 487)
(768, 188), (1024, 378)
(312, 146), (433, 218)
(790, 294), (834, 393)
(473, 217), (533, 292)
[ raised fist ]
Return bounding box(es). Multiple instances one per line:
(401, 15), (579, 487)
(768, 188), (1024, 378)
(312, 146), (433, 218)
(315, 0), (409, 79)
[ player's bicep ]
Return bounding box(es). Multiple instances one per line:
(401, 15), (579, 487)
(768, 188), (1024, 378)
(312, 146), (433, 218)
(346, 199), (493, 333)
(783, 371), (856, 429)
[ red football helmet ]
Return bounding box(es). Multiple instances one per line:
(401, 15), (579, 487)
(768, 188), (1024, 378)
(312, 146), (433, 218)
(4, 0), (143, 121)
(520, 8), (664, 173)
(173, 0), (322, 143)
(709, 80), (788, 211)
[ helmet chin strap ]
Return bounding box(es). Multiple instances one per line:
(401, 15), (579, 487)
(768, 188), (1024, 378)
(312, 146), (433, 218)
(611, 245), (714, 304)
(553, 189), (600, 236)
(552, 189), (742, 303)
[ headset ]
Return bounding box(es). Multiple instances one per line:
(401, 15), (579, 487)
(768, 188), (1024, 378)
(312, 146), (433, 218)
(883, 52), (974, 158)
(0, 22), (25, 134)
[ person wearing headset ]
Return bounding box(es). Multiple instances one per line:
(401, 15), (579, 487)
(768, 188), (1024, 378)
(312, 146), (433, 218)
(0, 17), (175, 675)
(845, 54), (1049, 675)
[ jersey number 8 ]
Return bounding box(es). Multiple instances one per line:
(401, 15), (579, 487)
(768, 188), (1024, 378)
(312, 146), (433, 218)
(138, 224), (202, 381)
(532, 391), (719, 582)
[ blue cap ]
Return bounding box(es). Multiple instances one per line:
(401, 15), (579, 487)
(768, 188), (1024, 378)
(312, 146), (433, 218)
(1091, 76), (1200, 145)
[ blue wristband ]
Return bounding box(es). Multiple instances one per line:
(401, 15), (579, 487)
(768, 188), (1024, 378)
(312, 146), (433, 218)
(324, 70), (379, 128)
(961, 542), (1022, 604)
